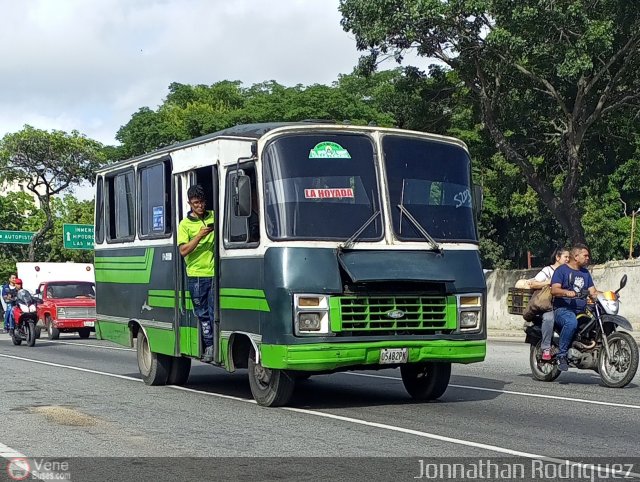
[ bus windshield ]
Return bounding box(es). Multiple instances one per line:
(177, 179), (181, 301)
(263, 133), (382, 241)
(382, 136), (477, 242)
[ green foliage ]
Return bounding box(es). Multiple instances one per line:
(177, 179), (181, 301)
(0, 126), (105, 261)
(339, 0), (640, 245)
(0, 193), (94, 281)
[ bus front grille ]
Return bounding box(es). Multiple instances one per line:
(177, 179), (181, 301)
(333, 296), (451, 334)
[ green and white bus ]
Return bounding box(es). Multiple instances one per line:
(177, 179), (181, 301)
(94, 122), (486, 406)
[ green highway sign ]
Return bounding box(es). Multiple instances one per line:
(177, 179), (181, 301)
(0, 230), (35, 244)
(63, 224), (94, 250)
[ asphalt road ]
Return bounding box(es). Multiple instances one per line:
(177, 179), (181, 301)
(0, 333), (639, 480)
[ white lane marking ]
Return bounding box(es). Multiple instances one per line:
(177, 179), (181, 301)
(344, 372), (640, 410)
(1, 353), (639, 478)
(0, 442), (25, 458)
(37, 340), (135, 351)
(0, 353), (142, 383)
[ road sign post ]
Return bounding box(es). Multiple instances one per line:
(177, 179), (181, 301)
(63, 224), (94, 250)
(0, 230), (35, 244)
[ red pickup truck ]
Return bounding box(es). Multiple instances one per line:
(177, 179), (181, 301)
(35, 281), (96, 339)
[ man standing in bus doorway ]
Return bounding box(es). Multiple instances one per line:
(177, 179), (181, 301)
(178, 185), (215, 363)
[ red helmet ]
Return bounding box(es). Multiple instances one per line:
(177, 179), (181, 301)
(14, 278), (23, 285)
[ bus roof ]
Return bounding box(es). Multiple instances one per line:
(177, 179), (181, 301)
(96, 121), (300, 173)
(97, 121), (468, 174)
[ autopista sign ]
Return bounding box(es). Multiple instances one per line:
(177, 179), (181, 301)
(63, 224), (94, 250)
(0, 230), (35, 244)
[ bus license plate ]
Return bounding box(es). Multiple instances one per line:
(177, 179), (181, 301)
(379, 348), (408, 364)
(84, 321), (95, 327)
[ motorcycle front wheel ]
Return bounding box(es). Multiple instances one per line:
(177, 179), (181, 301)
(26, 322), (37, 347)
(598, 331), (639, 388)
(529, 342), (560, 382)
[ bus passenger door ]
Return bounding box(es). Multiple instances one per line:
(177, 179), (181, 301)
(174, 172), (199, 358)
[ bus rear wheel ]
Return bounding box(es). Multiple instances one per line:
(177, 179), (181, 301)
(400, 362), (451, 401)
(136, 329), (170, 386)
(248, 346), (295, 407)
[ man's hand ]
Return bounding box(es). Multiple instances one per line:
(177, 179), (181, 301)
(197, 226), (213, 239)
(564, 290), (576, 298)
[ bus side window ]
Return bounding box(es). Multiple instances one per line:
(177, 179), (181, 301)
(105, 169), (136, 242)
(95, 176), (105, 244)
(224, 164), (259, 248)
(139, 161), (172, 238)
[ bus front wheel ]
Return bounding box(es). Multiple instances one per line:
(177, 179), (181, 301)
(248, 346), (295, 407)
(400, 362), (451, 401)
(136, 329), (170, 386)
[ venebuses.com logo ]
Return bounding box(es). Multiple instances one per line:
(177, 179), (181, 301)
(5, 457), (71, 480)
(6, 458), (30, 481)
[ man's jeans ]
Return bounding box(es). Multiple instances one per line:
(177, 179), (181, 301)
(540, 310), (555, 351)
(3, 303), (14, 331)
(187, 277), (214, 348)
(553, 307), (578, 358)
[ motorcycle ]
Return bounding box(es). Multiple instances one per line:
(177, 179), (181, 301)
(10, 289), (39, 347)
(525, 274), (639, 388)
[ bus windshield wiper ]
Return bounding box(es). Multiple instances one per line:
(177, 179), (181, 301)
(397, 204), (442, 253)
(339, 210), (381, 249)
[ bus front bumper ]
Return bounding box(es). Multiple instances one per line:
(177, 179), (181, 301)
(259, 340), (486, 371)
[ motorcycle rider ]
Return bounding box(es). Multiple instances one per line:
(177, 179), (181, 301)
(550, 244), (600, 372)
(2, 273), (18, 333)
(529, 248), (570, 361)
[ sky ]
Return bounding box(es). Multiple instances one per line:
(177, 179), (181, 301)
(0, 0), (432, 200)
(0, 0), (423, 146)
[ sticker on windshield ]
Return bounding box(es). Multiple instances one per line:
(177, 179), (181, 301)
(454, 189), (472, 208)
(304, 188), (354, 199)
(309, 142), (351, 159)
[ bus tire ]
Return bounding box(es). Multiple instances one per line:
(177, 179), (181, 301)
(248, 346), (295, 407)
(136, 329), (170, 386)
(167, 356), (191, 386)
(400, 362), (451, 401)
(46, 316), (60, 340)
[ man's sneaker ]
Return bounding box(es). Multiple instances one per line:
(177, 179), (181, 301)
(202, 346), (214, 363)
(557, 356), (569, 372)
(541, 349), (552, 361)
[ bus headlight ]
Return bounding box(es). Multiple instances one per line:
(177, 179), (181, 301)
(294, 294), (331, 336)
(460, 311), (480, 328)
(457, 294), (482, 331)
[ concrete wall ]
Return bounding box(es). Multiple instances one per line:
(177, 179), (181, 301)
(486, 259), (640, 331)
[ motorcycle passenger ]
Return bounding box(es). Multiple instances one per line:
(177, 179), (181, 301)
(550, 244), (600, 372)
(2, 273), (18, 333)
(529, 248), (570, 361)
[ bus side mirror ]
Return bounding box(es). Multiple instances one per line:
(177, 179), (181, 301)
(235, 175), (252, 217)
(473, 184), (483, 218)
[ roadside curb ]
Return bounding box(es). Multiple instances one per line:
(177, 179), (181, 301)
(487, 329), (640, 342)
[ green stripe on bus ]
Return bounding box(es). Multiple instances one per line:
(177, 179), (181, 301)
(147, 289), (193, 310)
(219, 288), (266, 299)
(95, 248), (154, 284)
(220, 296), (270, 312)
(148, 296), (174, 308)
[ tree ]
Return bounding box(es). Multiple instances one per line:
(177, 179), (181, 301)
(115, 79), (396, 158)
(339, 0), (640, 243)
(0, 126), (106, 261)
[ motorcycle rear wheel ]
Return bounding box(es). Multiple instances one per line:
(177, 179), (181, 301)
(598, 331), (639, 388)
(529, 342), (560, 382)
(11, 330), (22, 346)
